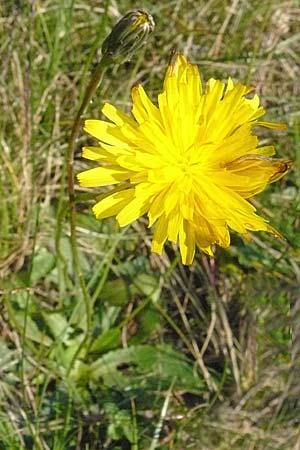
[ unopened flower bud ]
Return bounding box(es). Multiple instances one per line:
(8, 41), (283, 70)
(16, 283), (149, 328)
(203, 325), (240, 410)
(101, 9), (155, 64)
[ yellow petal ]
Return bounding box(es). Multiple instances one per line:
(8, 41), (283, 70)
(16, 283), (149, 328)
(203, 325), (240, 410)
(255, 121), (287, 130)
(77, 166), (132, 187)
(117, 195), (150, 227)
(131, 85), (161, 125)
(84, 120), (130, 147)
(93, 189), (135, 219)
(179, 220), (195, 265)
(152, 215), (168, 255)
(82, 146), (115, 162)
(166, 208), (182, 243)
(102, 102), (136, 127)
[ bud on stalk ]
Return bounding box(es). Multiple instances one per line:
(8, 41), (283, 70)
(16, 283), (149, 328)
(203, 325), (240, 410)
(101, 9), (155, 64)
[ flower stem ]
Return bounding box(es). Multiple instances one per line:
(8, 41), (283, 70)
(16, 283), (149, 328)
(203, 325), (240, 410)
(66, 56), (112, 374)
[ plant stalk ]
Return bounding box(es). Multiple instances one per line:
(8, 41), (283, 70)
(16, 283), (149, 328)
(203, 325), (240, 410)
(66, 56), (112, 374)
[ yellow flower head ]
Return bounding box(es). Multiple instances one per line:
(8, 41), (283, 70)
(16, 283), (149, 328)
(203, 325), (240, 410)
(77, 53), (291, 265)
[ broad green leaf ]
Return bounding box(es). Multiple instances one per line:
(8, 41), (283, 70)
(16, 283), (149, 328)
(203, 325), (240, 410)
(13, 312), (52, 347)
(105, 403), (134, 443)
(130, 306), (161, 344)
(90, 327), (121, 353)
(42, 311), (74, 345)
(28, 247), (56, 285)
(101, 279), (130, 306)
(79, 345), (203, 392)
(131, 273), (159, 297)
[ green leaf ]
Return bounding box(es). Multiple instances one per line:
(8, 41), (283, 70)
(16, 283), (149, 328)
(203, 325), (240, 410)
(90, 327), (121, 353)
(105, 403), (134, 442)
(101, 279), (130, 306)
(131, 273), (159, 297)
(130, 306), (161, 344)
(82, 344), (203, 392)
(13, 312), (52, 347)
(42, 311), (74, 345)
(28, 247), (56, 284)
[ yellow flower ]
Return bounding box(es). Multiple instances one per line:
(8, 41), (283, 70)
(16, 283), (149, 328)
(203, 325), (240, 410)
(77, 53), (291, 265)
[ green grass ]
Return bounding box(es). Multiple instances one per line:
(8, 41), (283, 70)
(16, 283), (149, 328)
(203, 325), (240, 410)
(1, 0), (300, 449)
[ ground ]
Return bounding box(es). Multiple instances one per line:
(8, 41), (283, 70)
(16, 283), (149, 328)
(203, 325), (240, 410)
(0, 1), (299, 449)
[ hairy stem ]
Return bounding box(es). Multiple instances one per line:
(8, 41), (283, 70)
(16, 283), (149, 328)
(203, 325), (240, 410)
(66, 56), (112, 374)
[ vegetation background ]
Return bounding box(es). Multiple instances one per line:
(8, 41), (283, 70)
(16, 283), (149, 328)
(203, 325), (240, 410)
(0, 0), (299, 449)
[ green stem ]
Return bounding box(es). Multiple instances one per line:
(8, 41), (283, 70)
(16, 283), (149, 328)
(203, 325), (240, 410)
(66, 56), (112, 375)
